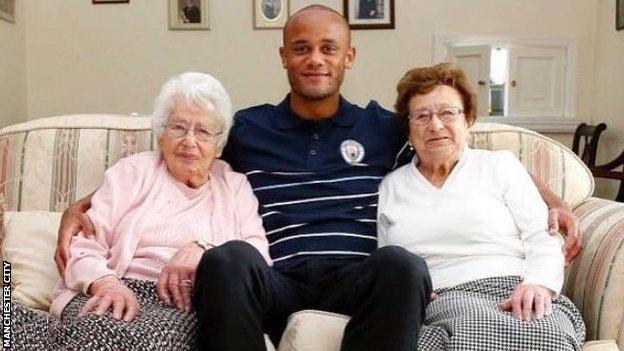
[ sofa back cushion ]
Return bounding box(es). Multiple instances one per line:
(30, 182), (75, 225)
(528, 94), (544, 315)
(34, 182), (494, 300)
(469, 122), (594, 207)
(2, 211), (62, 310)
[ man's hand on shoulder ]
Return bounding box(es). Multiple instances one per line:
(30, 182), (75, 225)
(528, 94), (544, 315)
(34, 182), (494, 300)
(530, 173), (582, 265)
(547, 206), (582, 265)
(54, 194), (95, 277)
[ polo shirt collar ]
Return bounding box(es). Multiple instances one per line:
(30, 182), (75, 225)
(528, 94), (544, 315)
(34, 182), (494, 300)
(273, 94), (358, 130)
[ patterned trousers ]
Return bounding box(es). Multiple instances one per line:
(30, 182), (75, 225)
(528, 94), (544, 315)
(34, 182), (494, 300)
(12, 279), (197, 351)
(418, 276), (586, 351)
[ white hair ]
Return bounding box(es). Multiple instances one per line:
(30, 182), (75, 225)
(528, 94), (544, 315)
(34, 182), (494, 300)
(152, 72), (233, 148)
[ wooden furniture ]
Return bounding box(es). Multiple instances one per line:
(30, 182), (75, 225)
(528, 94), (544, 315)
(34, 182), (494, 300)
(571, 123), (624, 202)
(591, 150), (624, 202)
(572, 123), (607, 167)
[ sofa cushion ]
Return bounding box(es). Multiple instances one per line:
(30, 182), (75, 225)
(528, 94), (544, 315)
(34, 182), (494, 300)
(581, 340), (620, 351)
(278, 310), (348, 351)
(277, 310), (616, 351)
(2, 211), (62, 311)
(469, 123), (593, 208)
(567, 198), (624, 348)
(0, 115), (154, 252)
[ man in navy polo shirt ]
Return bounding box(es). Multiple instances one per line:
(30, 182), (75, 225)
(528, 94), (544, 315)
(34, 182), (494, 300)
(55, 4), (582, 351)
(190, 6), (432, 350)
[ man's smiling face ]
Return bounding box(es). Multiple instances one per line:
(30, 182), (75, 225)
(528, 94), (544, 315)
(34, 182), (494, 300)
(280, 8), (355, 101)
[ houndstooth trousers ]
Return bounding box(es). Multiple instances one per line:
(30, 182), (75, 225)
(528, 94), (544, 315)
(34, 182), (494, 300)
(13, 276), (585, 350)
(417, 276), (586, 351)
(12, 278), (198, 350)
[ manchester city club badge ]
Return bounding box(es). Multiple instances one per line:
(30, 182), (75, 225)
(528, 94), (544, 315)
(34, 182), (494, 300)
(340, 139), (365, 165)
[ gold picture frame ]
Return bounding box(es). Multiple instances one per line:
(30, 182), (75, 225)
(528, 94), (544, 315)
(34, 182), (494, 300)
(254, 0), (289, 29)
(169, 0), (210, 30)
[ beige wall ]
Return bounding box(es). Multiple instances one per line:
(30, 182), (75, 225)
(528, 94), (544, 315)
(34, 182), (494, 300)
(23, 0), (290, 119)
(0, 0), (26, 127)
(22, 0), (598, 121)
(5, 0), (624, 198)
(591, 0), (624, 199)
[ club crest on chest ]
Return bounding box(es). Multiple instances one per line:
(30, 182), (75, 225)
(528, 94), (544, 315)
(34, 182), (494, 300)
(340, 139), (365, 165)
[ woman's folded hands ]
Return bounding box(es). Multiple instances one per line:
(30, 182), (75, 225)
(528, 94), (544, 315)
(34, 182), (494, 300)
(157, 241), (205, 312)
(80, 275), (140, 322)
(499, 283), (555, 322)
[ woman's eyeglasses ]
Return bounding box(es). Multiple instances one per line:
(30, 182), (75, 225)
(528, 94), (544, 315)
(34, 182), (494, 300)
(408, 106), (464, 126)
(164, 123), (222, 142)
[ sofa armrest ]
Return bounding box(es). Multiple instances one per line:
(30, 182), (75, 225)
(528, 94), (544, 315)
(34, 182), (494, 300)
(565, 197), (624, 348)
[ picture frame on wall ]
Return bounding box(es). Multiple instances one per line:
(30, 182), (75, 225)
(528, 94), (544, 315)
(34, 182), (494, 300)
(92, 0), (129, 3)
(618, 0), (624, 31)
(0, 0), (15, 23)
(254, 0), (289, 29)
(343, 0), (394, 30)
(169, 0), (209, 30)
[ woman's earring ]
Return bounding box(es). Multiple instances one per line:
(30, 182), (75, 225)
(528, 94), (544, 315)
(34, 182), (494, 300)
(408, 142), (414, 151)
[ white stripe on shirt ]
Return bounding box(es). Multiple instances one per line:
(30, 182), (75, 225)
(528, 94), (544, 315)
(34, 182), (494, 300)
(267, 223), (308, 235)
(269, 232), (377, 246)
(253, 176), (383, 192)
(264, 192), (378, 208)
(271, 251), (370, 263)
(246, 170), (315, 176)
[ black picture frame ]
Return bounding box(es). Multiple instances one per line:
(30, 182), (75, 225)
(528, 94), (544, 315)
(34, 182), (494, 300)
(169, 0), (210, 30)
(618, 0), (624, 31)
(0, 0), (15, 23)
(343, 0), (395, 30)
(92, 0), (129, 4)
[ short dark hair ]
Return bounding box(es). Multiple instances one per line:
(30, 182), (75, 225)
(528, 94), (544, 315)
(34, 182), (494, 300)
(395, 63), (478, 134)
(283, 5), (351, 44)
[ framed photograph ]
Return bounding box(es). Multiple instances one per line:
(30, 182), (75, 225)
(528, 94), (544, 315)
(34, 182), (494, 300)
(0, 0), (15, 23)
(618, 0), (624, 31)
(343, 0), (394, 30)
(254, 0), (289, 29)
(92, 0), (129, 3)
(169, 0), (209, 30)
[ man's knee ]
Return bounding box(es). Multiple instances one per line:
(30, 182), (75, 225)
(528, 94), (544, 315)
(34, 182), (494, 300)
(196, 240), (266, 281)
(372, 246), (430, 284)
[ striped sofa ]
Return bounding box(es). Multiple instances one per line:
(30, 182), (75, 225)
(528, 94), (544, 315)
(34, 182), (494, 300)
(0, 115), (622, 351)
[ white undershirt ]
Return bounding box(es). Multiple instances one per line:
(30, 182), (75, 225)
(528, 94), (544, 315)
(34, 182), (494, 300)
(377, 147), (564, 293)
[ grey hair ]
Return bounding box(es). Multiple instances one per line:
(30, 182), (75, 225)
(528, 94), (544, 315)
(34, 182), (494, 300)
(152, 72), (233, 149)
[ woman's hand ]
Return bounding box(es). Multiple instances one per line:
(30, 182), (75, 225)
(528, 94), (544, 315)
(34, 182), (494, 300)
(156, 241), (205, 312)
(79, 275), (140, 322)
(500, 283), (554, 321)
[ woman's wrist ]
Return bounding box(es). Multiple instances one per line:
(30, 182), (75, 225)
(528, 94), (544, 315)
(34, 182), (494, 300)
(88, 274), (119, 294)
(520, 282), (556, 297)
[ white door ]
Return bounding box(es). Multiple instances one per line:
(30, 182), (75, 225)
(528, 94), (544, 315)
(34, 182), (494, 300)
(507, 45), (566, 117)
(446, 45), (491, 117)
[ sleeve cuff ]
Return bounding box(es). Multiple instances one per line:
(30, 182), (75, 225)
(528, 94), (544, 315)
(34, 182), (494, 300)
(522, 275), (563, 297)
(65, 256), (117, 294)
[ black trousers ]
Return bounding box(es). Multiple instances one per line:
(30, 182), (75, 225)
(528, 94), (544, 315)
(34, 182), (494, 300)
(193, 241), (432, 351)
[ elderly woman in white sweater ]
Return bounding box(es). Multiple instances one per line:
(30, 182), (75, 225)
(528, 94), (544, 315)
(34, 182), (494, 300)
(377, 63), (585, 350)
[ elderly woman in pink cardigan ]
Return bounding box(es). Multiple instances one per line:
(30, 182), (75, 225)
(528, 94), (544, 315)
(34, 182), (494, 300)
(13, 72), (270, 350)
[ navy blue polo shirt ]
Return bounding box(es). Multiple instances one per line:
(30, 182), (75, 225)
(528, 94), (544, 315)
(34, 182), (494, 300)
(222, 95), (410, 267)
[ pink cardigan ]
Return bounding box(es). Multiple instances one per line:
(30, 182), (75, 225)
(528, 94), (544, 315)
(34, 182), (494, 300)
(50, 151), (271, 316)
